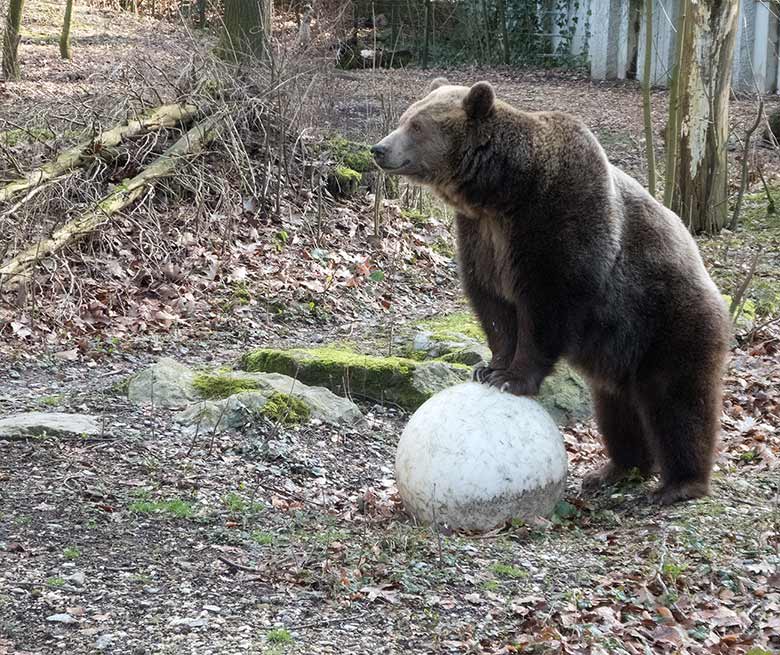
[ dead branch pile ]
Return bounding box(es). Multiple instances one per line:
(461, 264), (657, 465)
(0, 47), (450, 347)
(0, 112), (223, 281)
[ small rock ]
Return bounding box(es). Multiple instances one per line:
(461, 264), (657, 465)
(95, 634), (114, 650)
(127, 358), (197, 409)
(8, 370), (20, 379)
(411, 361), (470, 397)
(203, 605), (221, 613)
(95, 632), (127, 650)
(440, 344), (492, 366)
(64, 571), (86, 587)
(46, 613), (78, 624)
(54, 349), (79, 362)
(0, 413), (101, 440)
(412, 330), (436, 353)
(170, 616), (209, 629)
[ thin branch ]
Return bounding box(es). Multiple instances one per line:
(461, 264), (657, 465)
(729, 100), (764, 231)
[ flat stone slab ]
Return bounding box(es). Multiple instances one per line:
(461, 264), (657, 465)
(0, 412), (102, 439)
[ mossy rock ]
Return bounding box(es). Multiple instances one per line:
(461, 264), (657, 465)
(327, 166), (362, 197)
(239, 347), (470, 411)
(439, 344), (492, 366)
(186, 370), (362, 426)
(325, 136), (374, 173)
(537, 362), (592, 425)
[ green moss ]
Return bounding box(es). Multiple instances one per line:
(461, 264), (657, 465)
(128, 498), (195, 518)
(431, 238), (455, 258)
(267, 628), (293, 645)
(490, 563), (528, 580)
(402, 208), (430, 227)
(192, 373), (260, 399)
(260, 391), (311, 425)
(325, 136), (374, 172)
(251, 531), (275, 545)
(232, 282), (251, 305)
(335, 166), (361, 183)
(327, 166), (362, 197)
(419, 312), (485, 342)
(63, 546), (81, 560)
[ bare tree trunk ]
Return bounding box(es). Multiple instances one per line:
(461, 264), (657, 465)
(421, 0), (431, 69)
(2, 0), (25, 81)
(669, 0), (738, 234)
(60, 0), (74, 60)
(220, 0), (271, 62)
(497, 0), (510, 65)
(641, 0), (655, 196)
(663, 3), (686, 209)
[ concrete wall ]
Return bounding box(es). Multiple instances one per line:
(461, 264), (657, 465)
(589, 0), (780, 94)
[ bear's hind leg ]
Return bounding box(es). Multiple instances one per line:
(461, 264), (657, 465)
(583, 388), (655, 492)
(637, 372), (720, 505)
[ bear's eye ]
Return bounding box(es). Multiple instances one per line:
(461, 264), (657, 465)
(409, 121), (422, 133)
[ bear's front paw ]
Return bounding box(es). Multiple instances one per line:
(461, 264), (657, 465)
(483, 369), (541, 396)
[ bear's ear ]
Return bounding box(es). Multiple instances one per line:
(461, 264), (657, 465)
(463, 81), (495, 120)
(426, 77), (449, 94)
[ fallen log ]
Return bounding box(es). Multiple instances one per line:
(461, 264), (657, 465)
(0, 113), (224, 283)
(0, 103), (200, 205)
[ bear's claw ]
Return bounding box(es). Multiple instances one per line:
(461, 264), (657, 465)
(480, 369), (541, 396)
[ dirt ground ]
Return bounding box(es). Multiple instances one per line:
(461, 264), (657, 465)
(1, 2), (780, 654)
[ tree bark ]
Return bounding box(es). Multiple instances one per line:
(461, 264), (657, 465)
(2, 0), (25, 81)
(60, 0), (74, 60)
(220, 0), (271, 62)
(0, 103), (200, 204)
(641, 0), (656, 196)
(669, 0), (739, 234)
(0, 114), (223, 284)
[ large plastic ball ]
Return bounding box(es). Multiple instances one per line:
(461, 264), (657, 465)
(395, 382), (568, 532)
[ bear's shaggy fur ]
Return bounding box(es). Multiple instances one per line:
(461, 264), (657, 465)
(372, 79), (731, 505)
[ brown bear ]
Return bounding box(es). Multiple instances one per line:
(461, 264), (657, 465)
(371, 79), (730, 505)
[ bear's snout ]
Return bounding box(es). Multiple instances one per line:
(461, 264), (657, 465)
(371, 143), (387, 165)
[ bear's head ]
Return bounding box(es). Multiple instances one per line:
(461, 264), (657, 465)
(371, 78), (496, 187)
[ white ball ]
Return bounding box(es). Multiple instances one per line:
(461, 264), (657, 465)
(395, 382), (568, 532)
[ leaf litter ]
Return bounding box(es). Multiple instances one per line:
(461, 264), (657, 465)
(0, 1), (779, 654)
